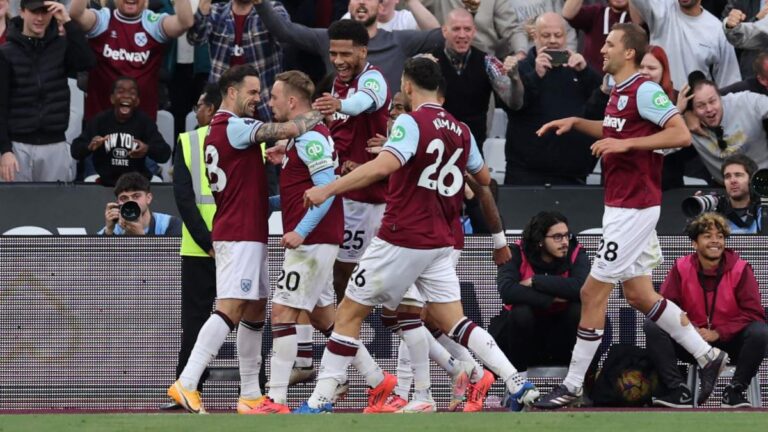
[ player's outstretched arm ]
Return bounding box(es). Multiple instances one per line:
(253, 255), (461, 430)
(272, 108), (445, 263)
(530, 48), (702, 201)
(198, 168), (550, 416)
(304, 151), (401, 208)
(537, 116), (603, 139)
(253, 110), (324, 143)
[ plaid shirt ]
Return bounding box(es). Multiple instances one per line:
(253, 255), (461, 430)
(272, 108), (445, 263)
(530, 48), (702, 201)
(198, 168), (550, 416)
(188, 1), (288, 121)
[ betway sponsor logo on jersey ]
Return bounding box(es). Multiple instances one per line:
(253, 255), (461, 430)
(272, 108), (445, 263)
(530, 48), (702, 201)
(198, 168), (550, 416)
(332, 112), (350, 122)
(102, 44), (151, 64)
(603, 115), (627, 132)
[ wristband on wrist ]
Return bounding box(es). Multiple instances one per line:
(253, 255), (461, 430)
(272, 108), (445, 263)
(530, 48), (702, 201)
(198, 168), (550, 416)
(491, 232), (507, 249)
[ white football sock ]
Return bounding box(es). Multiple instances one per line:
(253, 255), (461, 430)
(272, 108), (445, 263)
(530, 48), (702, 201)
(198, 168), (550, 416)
(238, 320), (264, 399)
(179, 313), (231, 390)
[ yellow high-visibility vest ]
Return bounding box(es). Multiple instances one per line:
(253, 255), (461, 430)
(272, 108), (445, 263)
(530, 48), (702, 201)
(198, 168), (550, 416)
(179, 126), (216, 257)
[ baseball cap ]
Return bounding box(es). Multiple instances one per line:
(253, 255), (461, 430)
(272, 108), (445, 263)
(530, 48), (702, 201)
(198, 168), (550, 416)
(20, 0), (48, 11)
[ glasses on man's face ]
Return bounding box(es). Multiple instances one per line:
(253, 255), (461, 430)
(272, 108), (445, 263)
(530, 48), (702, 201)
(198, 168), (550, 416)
(545, 232), (570, 242)
(192, 103), (207, 114)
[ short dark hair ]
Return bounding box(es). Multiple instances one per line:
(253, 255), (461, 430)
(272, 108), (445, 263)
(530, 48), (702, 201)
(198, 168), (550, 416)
(114, 172), (150, 196)
(201, 83), (222, 111)
(275, 70), (315, 103)
(611, 23), (647, 67)
(521, 211), (570, 258)
(685, 212), (730, 240)
(111, 76), (139, 95)
(328, 19), (369, 46)
(402, 56), (442, 92)
(721, 153), (758, 179)
(218, 65), (260, 97)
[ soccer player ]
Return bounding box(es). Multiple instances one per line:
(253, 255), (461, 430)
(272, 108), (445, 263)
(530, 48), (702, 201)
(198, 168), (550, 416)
(312, 20), (390, 305)
(167, 64), (324, 414)
(297, 57), (539, 414)
(249, 70), (344, 414)
(533, 23), (729, 409)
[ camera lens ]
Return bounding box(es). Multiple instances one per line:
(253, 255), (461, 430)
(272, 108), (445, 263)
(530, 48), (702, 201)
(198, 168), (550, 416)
(120, 201), (141, 222)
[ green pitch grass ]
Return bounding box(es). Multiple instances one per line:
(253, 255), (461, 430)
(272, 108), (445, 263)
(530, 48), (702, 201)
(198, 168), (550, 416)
(1, 412), (767, 432)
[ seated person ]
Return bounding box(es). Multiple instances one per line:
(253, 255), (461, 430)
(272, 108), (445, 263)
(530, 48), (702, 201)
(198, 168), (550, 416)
(490, 211), (589, 376)
(644, 213), (768, 408)
(71, 77), (171, 186)
(99, 172), (182, 236)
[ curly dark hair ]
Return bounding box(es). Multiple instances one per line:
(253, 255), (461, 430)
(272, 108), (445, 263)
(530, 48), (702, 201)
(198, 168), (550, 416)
(685, 212), (730, 241)
(521, 211), (569, 257)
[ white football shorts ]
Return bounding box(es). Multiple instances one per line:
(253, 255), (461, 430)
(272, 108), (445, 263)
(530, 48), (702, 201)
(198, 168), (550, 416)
(213, 241), (270, 300)
(272, 243), (338, 311)
(336, 198), (385, 263)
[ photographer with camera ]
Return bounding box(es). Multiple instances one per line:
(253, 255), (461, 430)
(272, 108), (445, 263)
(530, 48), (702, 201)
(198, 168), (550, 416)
(99, 172), (182, 236)
(682, 154), (765, 234)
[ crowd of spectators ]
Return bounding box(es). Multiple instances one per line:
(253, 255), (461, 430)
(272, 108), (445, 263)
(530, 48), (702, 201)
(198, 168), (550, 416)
(1, 0), (768, 197)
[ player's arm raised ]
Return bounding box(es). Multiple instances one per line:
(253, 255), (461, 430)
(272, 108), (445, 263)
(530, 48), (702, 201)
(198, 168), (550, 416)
(253, 110), (325, 142)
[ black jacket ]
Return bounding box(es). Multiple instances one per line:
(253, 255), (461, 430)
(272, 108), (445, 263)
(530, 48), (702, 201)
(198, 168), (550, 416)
(497, 238), (589, 309)
(502, 47), (601, 177)
(0, 17), (95, 153)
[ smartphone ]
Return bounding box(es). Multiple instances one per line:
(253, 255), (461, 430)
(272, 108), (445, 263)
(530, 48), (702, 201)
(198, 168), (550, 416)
(546, 50), (570, 67)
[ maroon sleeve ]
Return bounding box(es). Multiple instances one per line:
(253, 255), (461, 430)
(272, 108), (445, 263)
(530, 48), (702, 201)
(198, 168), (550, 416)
(566, 4), (602, 31)
(716, 263), (766, 342)
(659, 261), (682, 304)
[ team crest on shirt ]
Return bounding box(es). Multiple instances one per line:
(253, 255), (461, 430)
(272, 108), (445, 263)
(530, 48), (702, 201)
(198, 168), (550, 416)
(617, 95), (628, 111)
(110, 30), (117, 39)
(134, 32), (148, 47)
(241, 279), (252, 293)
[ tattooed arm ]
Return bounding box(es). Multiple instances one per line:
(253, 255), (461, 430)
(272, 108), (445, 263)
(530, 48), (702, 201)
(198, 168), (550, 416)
(253, 110), (324, 143)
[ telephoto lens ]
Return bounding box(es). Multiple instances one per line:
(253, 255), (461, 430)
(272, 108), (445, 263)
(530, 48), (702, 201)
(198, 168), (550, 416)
(119, 201), (141, 222)
(681, 195), (719, 217)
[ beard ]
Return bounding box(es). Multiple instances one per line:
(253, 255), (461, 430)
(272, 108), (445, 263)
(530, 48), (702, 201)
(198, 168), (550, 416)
(360, 14), (377, 28)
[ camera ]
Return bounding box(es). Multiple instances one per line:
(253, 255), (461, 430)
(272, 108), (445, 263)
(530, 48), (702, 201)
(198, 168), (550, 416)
(119, 201), (141, 222)
(681, 194), (720, 217)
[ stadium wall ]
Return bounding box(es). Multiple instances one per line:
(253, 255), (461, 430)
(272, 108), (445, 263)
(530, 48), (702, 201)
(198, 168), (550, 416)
(1, 184), (707, 235)
(0, 236), (766, 411)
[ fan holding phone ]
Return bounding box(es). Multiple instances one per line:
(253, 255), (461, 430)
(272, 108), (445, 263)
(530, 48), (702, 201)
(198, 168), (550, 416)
(532, 15), (588, 78)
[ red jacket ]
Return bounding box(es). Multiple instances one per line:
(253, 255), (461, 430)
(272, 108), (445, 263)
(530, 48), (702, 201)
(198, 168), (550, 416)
(660, 249), (765, 342)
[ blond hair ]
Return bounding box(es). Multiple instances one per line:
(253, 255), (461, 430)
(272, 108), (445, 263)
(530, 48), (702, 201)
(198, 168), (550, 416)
(275, 70), (315, 104)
